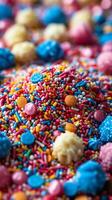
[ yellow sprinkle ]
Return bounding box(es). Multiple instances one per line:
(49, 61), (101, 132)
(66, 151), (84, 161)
(53, 102), (57, 106)
(36, 126), (40, 132)
(14, 115), (18, 122)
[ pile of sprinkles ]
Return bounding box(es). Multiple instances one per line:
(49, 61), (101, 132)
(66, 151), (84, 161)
(0, 63), (112, 199)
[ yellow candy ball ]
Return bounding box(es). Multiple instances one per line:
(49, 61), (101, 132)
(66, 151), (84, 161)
(11, 191), (27, 200)
(4, 24), (29, 47)
(70, 9), (92, 28)
(16, 9), (39, 29)
(44, 23), (67, 42)
(12, 42), (36, 63)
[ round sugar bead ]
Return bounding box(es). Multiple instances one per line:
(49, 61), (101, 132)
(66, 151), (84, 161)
(12, 171), (27, 185)
(17, 96), (27, 108)
(24, 102), (36, 115)
(12, 42), (36, 63)
(4, 24), (29, 47)
(48, 180), (63, 196)
(64, 95), (77, 107)
(16, 9), (39, 29)
(27, 174), (44, 188)
(94, 110), (105, 122)
(0, 166), (11, 189)
(11, 191), (27, 200)
(30, 72), (43, 83)
(0, 133), (11, 158)
(20, 131), (35, 145)
(0, 48), (15, 70)
(65, 122), (76, 133)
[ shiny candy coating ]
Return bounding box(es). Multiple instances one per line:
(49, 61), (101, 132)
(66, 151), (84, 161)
(36, 40), (64, 62)
(41, 5), (67, 25)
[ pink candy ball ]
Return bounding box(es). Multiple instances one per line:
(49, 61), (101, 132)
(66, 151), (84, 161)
(94, 110), (105, 122)
(0, 20), (12, 33)
(24, 102), (36, 115)
(48, 180), (63, 196)
(0, 165), (11, 189)
(12, 171), (27, 185)
(69, 23), (93, 45)
(43, 195), (56, 200)
(97, 52), (112, 75)
(53, 130), (61, 137)
(99, 143), (112, 170)
(102, 42), (112, 52)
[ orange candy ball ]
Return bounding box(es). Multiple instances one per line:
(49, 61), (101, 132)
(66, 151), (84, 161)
(75, 195), (90, 200)
(65, 122), (76, 133)
(64, 95), (77, 107)
(11, 191), (27, 200)
(17, 96), (27, 108)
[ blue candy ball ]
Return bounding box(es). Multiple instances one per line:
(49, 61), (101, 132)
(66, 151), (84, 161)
(0, 133), (11, 158)
(41, 5), (67, 25)
(99, 33), (112, 44)
(0, 48), (15, 70)
(99, 115), (112, 143)
(72, 160), (106, 195)
(36, 40), (64, 62)
(0, 4), (13, 20)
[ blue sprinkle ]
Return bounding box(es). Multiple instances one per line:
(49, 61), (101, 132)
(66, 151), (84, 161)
(58, 126), (64, 132)
(30, 73), (43, 84)
(0, 4), (13, 20)
(41, 5), (67, 25)
(99, 115), (112, 143)
(75, 80), (87, 88)
(87, 127), (93, 136)
(36, 40), (64, 62)
(0, 133), (11, 158)
(21, 131), (35, 145)
(0, 48), (15, 70)
(88, 137), (102, 150)
(27, 174), (44, 189)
